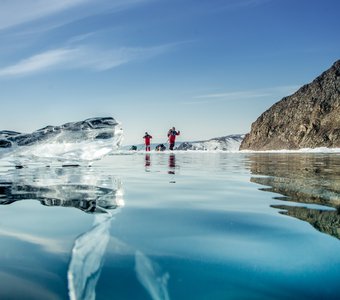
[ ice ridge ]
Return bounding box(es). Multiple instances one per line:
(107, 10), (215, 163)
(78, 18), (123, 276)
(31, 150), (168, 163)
(0, 117), (123, 164)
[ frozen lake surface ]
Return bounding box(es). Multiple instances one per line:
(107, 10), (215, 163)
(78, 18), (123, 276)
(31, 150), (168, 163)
(0, 152), (340, 299)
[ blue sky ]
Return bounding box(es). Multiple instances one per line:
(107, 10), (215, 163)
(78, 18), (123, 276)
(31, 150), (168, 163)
(0, 0), (339, 145)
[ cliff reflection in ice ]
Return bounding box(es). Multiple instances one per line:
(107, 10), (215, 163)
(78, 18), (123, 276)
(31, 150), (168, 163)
(249, 153), (340, 239)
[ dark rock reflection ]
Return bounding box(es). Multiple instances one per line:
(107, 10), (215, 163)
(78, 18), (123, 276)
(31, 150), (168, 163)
(248, 153), (340, 239)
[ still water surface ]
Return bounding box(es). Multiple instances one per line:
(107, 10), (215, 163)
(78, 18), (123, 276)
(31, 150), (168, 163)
(0, 152), (340, 300)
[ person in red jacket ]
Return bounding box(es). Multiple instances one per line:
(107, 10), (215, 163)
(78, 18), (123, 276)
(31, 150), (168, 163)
(167, 127), (180, 150)
(143, 132), (152, 151)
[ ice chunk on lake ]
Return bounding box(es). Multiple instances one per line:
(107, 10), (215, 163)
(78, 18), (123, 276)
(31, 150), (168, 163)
(0, 117), (123, 164)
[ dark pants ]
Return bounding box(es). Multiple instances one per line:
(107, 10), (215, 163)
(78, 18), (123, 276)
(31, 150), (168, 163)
(169, 143), (175, 150)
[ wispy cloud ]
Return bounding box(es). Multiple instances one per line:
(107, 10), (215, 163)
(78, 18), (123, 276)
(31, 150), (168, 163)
(0, 44), (174, 77)
(0, 48), (77, 77)
(0, 0), (154, 31)
(186, 86), (300, 104)
(193, 91), (271, 99)
(77, 44), (175, 71)
(219, 0), (272, 11)
(0, 0), (88, 30)
(0, 0), (164, 78)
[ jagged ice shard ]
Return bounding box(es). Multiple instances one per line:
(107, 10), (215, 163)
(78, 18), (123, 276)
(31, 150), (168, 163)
(135, 251), (170, 300)
(68, 214), (117, 300)
(0, 117), (123, 164)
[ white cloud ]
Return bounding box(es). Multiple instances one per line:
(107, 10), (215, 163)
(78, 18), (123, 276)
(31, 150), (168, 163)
(220, 0), (272, 11)
(193, 91), (271, 99)
(0, 44), (174, 77)
(0, 0), (154, 31)
(186, 86), (301, 104)
(79, 44), (175, 71)
(0, 0), (89, 30)
(0, 0), (165, 78)
(0, 48), (78, 77)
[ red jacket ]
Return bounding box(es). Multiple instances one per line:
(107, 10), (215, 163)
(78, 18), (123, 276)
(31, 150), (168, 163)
(143, 134), (152, 145)
(168, 130), (180, 143)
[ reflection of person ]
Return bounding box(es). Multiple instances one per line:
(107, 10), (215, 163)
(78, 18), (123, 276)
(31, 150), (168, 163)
(168, 154), (175, 174)
(143, 132), (152, 151)
(167, 127), (180, 150)
(145, 154), (151, 169)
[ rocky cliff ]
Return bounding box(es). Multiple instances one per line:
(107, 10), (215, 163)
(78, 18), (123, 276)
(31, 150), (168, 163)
(240, 60), (340, 150)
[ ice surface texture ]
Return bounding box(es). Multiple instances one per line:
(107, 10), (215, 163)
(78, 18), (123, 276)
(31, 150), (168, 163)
(0, 117), (123, 164)
(0, 165), (124, 214)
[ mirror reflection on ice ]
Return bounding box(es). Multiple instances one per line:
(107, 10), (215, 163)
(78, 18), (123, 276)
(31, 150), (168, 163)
(0, 166), (124, 214)
(0, 165), (124, 300)
(0, 165), (170, 300)
(0, 117), (123, 164)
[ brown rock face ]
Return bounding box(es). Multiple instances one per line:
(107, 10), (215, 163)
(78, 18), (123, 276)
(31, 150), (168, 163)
(240, 60), (340, 150)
